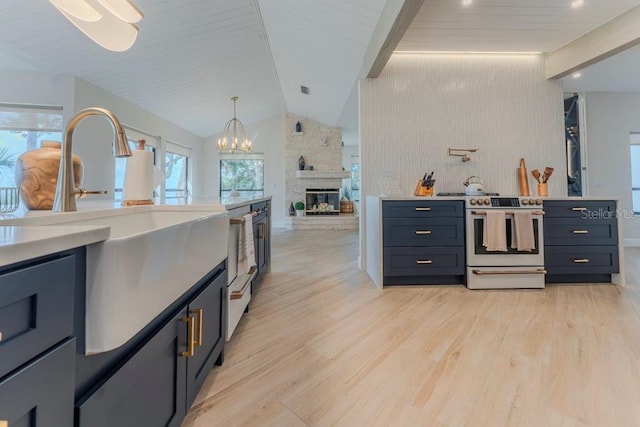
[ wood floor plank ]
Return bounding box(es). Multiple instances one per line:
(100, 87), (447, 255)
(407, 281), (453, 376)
(183, 229), (640, 426)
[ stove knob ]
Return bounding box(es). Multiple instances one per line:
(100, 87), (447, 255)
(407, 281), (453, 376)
(469, 199), (477, 205)
(535, 199), (542, 205)
(521, 199), (529, 205)
(483, 199), (490, 205)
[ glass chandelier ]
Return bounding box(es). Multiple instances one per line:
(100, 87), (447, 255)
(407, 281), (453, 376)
(217, 96), (252, 153)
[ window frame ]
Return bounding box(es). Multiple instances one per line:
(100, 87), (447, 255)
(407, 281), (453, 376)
(219, 152), (265, 199)
(164, 140), (192, 201)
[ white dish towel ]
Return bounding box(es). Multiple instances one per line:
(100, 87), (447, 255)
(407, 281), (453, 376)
(237, 213), (256, 274)
(510, 211), (535, 252)
(482, 210), (508, 252)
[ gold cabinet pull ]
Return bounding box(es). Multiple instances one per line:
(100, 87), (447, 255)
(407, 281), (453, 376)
(572, 230), (589, 234)
(572, 207), (588, 211)
(0, 420), (8, 427)
(415, 230), (432, 235)
(260, 222), (266, 240)
(181, 315), (195, 357)
(190, 308), (203, 347)
(416, 260), (433, 264)
(415, 207), (431, 211)
(573, 258), (590, 263)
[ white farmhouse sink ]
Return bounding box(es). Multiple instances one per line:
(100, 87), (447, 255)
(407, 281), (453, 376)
(1, 205), (229, 354)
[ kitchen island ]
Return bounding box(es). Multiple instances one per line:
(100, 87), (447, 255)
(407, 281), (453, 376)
(0, 197), (273, 427)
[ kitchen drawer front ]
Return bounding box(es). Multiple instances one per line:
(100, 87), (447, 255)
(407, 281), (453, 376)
(543, 200), (616, 218)
(544, 218), (618, 246)
(382, 201), (463, 218)
(383, 218), (464, 247)
(0, 255), (76, 380)
(0, 338), (75, 427)
(545, 246), (619, 275)
(384, 247), (465, 276)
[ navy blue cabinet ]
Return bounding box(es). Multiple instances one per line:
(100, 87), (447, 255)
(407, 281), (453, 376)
(0, 249), (82, 426)
(0, 339), (76, 427)
(75, 267), (227, 427)
(251, 200), (270, 294)
(76, 309), (188, 427)
(186, 272), (226, 408)
(382, 200), (465, 285)
(543, 200), (619, 283)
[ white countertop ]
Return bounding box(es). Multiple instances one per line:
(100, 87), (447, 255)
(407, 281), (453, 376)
(0, 225), (110, 268)
(0, 196), (271, 268)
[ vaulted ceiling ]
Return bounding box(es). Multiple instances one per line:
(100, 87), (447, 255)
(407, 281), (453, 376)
(0, 0), (639, 138)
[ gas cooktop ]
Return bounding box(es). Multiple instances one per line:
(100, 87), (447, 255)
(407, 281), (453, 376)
(436, 192), (499, 197)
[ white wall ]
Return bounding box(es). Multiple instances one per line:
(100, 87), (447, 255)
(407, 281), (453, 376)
(0, 69), (205, 202)
(73, 78), (204, 199)
(202, 113), (287, 224)
(582, 92), (640, 243)
(359, 53), (566, 270)
(0, 69), (75, 122)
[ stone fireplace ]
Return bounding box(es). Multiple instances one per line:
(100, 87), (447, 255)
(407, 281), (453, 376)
(284, 113), (358, 229)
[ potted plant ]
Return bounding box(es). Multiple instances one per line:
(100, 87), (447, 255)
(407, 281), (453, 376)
(294, 201), (305, 217)
(340, 186), (354, 214)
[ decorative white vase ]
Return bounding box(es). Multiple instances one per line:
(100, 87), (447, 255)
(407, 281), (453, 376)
(295, 210), (304, 217)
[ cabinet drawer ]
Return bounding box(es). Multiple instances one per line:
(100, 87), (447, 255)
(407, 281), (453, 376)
(0, 338), (75, 427)
(544, 218), (617, 246)
(0, 255), (76, 379)
(384, 247), (465, 276)
(545, 246), (619, 274)
(383, 218), (464, 247)
(382, 201), (463, 218)
(543, 200), (616, 218)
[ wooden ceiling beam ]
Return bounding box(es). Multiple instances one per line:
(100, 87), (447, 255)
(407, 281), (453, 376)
(359, 0), (425, 79)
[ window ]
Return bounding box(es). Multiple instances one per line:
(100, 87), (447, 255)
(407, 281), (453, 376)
(220, 153), (264, 199)
(0, 104), (63, 187)
(114, 127), (158, 201)
(351, 155), (360, 202)
(165, 141), (191, 199)
(631, 134), (640, 214)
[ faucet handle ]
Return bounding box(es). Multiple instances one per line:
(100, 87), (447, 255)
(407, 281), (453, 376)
(75, 188), (108, 199)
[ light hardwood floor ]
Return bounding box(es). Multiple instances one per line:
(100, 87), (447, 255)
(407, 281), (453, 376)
(182, 230), (640, 427)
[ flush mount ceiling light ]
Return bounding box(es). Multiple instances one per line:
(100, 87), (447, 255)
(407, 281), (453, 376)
(462, 0), (473, 6)
(49, 0), (143, 52)
(217, 97), (252, 153)
(571, 0), (585, 8)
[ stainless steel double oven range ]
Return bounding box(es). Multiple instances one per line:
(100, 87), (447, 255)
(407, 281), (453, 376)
(465, 196), (545, 289)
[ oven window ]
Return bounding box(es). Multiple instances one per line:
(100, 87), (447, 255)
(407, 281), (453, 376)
(473, 218), (539, 254)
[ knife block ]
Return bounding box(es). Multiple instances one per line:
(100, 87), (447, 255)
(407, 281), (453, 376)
(414, 180), (434, 196)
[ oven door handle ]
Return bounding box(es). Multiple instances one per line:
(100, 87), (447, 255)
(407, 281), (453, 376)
(470, 211), (544, 216)
(472, 269), (547, 275)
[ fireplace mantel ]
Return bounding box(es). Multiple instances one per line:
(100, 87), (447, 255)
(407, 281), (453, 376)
(296, 171), (351, 179)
